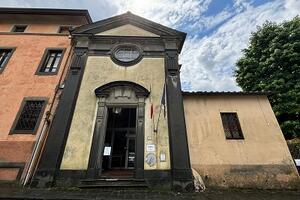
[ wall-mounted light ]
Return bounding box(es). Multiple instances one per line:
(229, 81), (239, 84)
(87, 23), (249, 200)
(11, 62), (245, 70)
(113, 107), (122, 114)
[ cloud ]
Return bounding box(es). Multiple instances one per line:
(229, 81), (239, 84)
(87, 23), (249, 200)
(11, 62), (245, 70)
(233, 0), (253, 11)
(180, 0), (300, 91)
(110, 0), (213, 30)
(0, 0), (216, 37)
(0, 0), (298, 91)
(0, 0), (118, 19)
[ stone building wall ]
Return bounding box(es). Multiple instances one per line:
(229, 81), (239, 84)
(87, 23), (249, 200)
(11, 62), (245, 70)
(60, 56), (170, 171)
(183, 94), (299, 188)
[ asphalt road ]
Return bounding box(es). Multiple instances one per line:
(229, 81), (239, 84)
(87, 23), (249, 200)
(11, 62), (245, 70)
(0, 187), (299, 200)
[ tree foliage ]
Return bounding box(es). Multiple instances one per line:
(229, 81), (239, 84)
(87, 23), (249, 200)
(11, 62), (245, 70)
(235, 16), (300, 139)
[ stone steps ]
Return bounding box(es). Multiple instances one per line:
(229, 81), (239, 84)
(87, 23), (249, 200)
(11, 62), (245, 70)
(78, 178), (148, 188)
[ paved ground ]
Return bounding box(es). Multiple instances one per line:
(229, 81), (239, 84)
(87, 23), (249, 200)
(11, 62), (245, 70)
(0, 187), (299, 200)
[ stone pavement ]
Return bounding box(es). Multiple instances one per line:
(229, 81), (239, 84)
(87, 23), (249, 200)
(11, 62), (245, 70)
(0, 186), (299, 200)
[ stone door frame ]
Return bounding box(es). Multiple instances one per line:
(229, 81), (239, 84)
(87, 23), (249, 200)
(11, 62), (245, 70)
(87, 81), (149, 179)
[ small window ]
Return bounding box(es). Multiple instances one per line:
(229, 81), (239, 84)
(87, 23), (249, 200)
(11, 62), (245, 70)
(11, 98), (47, 134)
(220, 112), (244, 139)
(0, 48), (14, 72)
(58, 26), (71, 34)
(111, 44), (142, 66)
(11, 25), (27, 33)
(36, 49), (65, 75)
(114, 46), (140, 62)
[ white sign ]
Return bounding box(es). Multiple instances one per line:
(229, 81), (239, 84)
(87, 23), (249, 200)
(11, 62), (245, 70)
(295, 159), (300, 166)
(160, 152), (166, 162)
(103, 146), (111, 156)
(146, 144), (156, 152)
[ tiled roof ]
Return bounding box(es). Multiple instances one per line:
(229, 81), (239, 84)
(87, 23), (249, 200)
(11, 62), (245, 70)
(182, 91), (273, 96)
(0, 7), (92, 23)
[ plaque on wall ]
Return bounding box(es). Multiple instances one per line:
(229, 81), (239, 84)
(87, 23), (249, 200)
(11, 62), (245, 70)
(160, 152), (166, 162)
(145, 153), (156, 167)
(146, 144), (155, 152)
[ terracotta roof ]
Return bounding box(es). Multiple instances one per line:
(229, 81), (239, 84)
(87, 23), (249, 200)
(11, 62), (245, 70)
(182, 91), (273, 96)
(0, 7), (92, 23)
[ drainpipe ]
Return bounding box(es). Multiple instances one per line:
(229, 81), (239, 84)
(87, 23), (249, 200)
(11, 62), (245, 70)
(23, 39), (74, 186)
(23, 116), (50, 186)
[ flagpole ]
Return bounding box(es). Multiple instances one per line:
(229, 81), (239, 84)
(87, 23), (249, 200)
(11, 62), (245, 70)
(154, 83), (166, 133)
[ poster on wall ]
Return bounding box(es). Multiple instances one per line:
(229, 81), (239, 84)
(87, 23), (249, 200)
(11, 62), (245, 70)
(103, 146), (111, 156)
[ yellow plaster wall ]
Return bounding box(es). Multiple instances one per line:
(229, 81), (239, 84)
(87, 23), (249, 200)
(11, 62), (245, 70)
(95, 24), (159, 37)
(184, 95), (299, 188)
(60, 57), (170, 170)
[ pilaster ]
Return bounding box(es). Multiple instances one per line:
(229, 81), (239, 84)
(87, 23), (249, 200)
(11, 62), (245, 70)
(165, 48), (194, 191)
(31, 47), (88, 187)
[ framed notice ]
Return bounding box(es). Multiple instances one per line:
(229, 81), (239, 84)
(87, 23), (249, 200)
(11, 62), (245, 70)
(103, 146), (111, 156)
(146, 144), (155, 152)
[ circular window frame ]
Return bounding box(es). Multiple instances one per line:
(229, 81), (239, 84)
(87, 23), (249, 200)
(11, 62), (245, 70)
(110, 44), (143, 67)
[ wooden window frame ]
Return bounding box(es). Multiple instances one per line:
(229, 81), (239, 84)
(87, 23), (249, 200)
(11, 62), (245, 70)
(11, 24), (28, 33)
(35, 48), (66, 76)
(10, 97), (48, 135)
(220, 112), (244, 140)
(0, 47), (16, 74)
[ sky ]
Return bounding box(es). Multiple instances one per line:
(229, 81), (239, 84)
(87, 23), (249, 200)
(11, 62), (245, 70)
(0, 0), (299, 91)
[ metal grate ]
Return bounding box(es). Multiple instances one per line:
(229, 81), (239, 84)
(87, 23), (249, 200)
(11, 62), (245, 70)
(12, 25), (27, 32)
(40, 50), (62, 73)
(221, 113), (244, 139)
(0, 49), (12, 69)
(114, 46), (139, 62)
(15, 100), (45, 131)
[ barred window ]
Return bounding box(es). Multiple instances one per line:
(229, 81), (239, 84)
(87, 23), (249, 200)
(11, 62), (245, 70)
(37, 49), (64, 75)
(11, 25), (27, 33)
(220, 112), (244, 139)
(11, 99), (46, 134)
(0, 49), (13, 72)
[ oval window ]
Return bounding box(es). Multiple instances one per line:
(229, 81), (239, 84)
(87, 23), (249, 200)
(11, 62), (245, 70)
(111, 44), (142, 66)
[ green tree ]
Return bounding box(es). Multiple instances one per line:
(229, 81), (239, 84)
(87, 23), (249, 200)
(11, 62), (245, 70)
(235, 16), (300, 139)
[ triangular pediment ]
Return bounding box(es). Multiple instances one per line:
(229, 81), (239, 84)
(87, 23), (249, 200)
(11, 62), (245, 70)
(72, 11), (186, 39)
(95, 24), (159, 37)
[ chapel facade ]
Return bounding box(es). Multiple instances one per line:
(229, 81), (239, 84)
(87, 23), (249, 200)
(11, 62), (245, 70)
(0, 8), (298, 190)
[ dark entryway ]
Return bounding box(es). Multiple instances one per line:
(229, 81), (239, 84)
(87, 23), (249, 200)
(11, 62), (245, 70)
(101, 107), (136, 177)
(87, 82), (148, 180)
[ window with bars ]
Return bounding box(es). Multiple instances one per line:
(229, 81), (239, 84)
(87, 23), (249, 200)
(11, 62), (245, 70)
(0, 48), (14, 73)
(11, 99), (46, 134)
(220, 112), (244, 139)
(36, 49), (64, 75)
(11, 25), (27, 32)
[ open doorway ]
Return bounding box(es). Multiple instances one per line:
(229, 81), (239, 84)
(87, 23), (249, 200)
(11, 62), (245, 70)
(101, 107), (136, 178)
